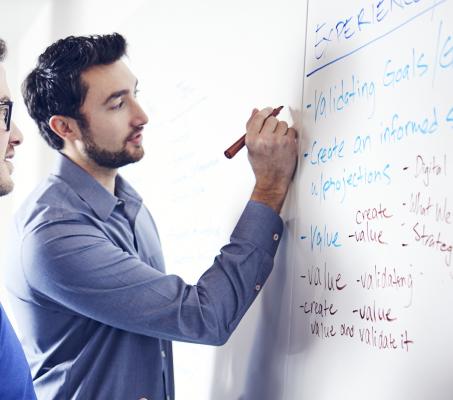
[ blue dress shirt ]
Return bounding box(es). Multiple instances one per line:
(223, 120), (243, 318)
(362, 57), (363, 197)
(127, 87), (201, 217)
(5, 153), (283, 400)
(0, 304), (36, 399)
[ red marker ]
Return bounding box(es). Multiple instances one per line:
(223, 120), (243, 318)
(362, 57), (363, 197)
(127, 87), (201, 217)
(224, 106), (284, 159)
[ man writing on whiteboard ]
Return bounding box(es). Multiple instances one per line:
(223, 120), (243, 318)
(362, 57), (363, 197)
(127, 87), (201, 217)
(5, 33), (298, 399)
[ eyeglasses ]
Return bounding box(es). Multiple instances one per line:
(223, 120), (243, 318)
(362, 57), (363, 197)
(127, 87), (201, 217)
(0, 100), (13, 132)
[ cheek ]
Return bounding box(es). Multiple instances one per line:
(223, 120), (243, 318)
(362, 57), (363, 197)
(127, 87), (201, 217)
(0, 132), (10, 159)
(95, 133), (117, 148)
(88, 120), (127, 148)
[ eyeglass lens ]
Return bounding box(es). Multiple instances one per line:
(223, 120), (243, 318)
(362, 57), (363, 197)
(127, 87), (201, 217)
(0, 103), (11, 131)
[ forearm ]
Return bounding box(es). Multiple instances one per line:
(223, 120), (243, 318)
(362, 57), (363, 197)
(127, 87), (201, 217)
(20, 202), (283, 345)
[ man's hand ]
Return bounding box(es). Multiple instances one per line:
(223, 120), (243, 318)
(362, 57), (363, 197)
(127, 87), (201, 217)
(245, 107), (298, 214)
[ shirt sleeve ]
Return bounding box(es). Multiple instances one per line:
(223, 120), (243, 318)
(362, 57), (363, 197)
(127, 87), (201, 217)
(20, 200), (283, 346)
(0, 306), (37, 400)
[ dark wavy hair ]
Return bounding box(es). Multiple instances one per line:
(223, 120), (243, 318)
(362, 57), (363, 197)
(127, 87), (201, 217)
(22, 33), (127, 150)
(0, 38), (6, 62)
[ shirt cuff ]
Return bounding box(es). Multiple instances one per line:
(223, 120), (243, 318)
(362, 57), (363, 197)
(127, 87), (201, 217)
(231, 200), (284, 257)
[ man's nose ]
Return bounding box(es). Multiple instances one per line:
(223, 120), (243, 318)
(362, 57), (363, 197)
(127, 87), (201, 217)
(9, 121), (23, 146)
(131, 99), (149, 128)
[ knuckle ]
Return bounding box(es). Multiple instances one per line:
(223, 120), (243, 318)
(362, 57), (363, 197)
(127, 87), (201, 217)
(287, 127), (297, 137)
(264, 116), (278, 128)
(278, 121), (288, 130)
(260, 107), (273, 115)
(253, 114), (266, 126)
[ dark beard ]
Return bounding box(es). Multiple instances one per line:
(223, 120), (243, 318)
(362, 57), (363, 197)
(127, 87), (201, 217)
(81, 127), (144, 169)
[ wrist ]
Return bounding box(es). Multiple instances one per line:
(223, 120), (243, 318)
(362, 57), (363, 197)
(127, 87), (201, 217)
(250, 185), (288, 214)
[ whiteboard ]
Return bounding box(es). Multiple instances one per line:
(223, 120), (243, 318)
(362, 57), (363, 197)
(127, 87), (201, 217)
(285, 0), (453, 399)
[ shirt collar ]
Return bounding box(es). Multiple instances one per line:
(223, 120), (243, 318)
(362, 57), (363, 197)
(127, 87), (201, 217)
(52, 153), (142, 221)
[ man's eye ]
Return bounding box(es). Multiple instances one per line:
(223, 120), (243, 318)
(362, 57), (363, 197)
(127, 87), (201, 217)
(134, 89), (140, 98)
(111, 101), (124, 110)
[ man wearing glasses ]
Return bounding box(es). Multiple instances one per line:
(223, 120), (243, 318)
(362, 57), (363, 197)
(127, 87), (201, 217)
(0, 38), (34, 399)
(0, 44), (22, 195)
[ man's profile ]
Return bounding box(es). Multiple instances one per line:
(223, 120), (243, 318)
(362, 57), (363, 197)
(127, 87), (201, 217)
(0, 37), (35, 400)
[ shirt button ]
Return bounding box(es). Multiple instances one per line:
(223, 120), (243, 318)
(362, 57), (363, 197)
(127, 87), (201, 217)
(255, 284), (261, 291)
(161, 350), (166, 358)
(273, 233), (279, 241)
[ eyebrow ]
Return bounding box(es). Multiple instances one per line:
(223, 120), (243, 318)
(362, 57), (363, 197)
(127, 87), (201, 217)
(102, 80), (139, 106)
(0, 95), (11, 102)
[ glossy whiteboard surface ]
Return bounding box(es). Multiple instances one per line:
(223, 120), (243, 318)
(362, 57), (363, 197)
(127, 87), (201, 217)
(286, 1), (453, 399)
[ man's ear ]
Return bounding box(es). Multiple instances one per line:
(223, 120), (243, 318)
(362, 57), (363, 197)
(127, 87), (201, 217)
(48, 115), (81, 142)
